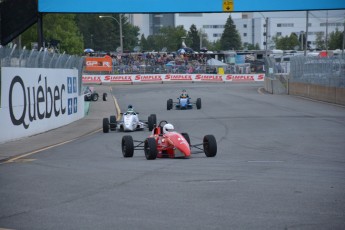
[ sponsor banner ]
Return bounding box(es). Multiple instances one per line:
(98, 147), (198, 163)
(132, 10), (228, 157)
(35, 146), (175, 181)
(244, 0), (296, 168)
(104, 75), (132, 83)
(82, 74), (265, 84)
(133, 74), (163, 83)
(225, 74), (265, 82)
(194, 74), (224, 82)
(85, 57), (112, 72)
(82, 75), (102, 84)
(164, 74), (193, 82)
(0, 67), (83, 143)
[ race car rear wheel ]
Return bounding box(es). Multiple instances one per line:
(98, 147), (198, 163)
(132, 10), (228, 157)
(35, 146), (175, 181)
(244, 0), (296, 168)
(103, 118), (109, 133)
(167, 99), (173, 110)
(148, 114), (157, 131)
(92, 93), (99, 101)
(181, 133), (191, 146)
(144, 138), (157, 160)
(122, 135), (134, 157)
(196, 98), (202, 109)
(110, 115), (117, 131)
(103, 93), (107, 101)
(203, 135), (217, 157)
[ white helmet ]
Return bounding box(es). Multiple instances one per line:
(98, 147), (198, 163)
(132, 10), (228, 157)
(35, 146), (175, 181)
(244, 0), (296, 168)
(163, 124), (174, 134)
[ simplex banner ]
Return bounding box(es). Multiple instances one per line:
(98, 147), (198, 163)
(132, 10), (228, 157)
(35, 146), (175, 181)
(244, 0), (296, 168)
(82, 74), (265, 84)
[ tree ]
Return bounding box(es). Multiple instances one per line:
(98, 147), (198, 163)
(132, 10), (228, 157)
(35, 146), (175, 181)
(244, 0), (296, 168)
(246, 43), (260, 50)
(187, 24), (200, 51)
(21, 14), (83, 54)
(76, 14), (139, 53)
(315, 32), (326, 50)
(220, 15), (242, 50)
(273, 33), (299, 50)
(328, 28), (343, 50)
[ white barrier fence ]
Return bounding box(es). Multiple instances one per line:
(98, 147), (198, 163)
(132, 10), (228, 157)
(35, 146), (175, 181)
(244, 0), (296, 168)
(82, 73), (265, 84)
(0, 67), (84, 143)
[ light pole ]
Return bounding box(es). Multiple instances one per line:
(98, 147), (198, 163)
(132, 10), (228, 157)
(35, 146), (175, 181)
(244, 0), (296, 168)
(99, 15), (123, 53)
(259, 12), (268, 57)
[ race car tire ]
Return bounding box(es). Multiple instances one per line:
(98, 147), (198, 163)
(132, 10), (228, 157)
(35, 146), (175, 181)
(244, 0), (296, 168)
(103, 93), (107, 101)
(144, 138), (157, 160)
(122, 135), (134, 158)
(110, 115), (117, 130)
(103, 118), (109, 133)
(196, 98), (202, 109)
(92, 93), (99, 101)
(181, 133), (191, 146)
(148, 114), (157, 131)
(167, 99), (173, 110)
(203, 135), (217, 157)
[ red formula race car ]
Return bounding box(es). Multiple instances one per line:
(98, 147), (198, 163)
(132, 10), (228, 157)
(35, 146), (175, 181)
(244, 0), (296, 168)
(121, 120), (217, 160)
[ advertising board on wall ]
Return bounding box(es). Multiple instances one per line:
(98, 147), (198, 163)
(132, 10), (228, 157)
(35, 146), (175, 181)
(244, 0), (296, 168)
(82, 73), (265, 84)
(0, 67), (84, 143)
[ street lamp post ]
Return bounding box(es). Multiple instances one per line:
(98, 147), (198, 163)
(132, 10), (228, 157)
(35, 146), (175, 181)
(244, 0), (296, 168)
(99, 15), (123, 53)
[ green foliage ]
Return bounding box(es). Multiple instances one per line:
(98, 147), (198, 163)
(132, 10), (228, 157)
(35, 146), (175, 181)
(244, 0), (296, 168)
(21, 14), (83, 54)
(273, 33), (299, 50)
(315, 32), (325, 50)
(187, 24), (200, 51)
(244, 42), (260, 50)
(140, 26), (187, 52)
(328, 28), (343, 50)
(220, 15), (242, 50)
(76, 14), (140, 53)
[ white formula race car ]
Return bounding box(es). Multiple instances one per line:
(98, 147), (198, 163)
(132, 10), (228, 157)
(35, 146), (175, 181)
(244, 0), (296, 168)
(103, 112), (157, 133)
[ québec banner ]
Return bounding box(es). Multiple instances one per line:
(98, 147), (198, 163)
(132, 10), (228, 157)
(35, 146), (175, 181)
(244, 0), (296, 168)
(0, 67), (84, 143)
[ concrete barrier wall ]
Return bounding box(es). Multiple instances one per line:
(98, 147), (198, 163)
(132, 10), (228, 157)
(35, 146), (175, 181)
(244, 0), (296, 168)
(288, 82), (345, 106)
(0, 67), (84, 143)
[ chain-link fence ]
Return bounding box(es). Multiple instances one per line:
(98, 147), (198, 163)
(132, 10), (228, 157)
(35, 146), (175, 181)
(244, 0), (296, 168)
(265, 55), (345, 88)
(289, 55), (345, 87)
(0, 45), (85, 95)
(0, 45), (84, 73)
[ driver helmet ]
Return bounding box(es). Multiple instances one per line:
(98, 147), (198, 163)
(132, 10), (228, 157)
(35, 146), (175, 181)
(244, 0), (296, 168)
(163, 123), (174, 134)
(128, 104), (133, 109)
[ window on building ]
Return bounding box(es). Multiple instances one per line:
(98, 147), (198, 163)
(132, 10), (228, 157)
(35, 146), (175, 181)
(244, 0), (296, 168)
(276, 32), (282, 36)
(243, 33), (247, 37)
(243, 24), (247, 28)
(277, 23), (294, 27)
(179, 13), (202, 17)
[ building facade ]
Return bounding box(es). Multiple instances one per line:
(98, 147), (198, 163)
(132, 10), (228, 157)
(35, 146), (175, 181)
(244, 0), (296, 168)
(131, 10), (345, 50)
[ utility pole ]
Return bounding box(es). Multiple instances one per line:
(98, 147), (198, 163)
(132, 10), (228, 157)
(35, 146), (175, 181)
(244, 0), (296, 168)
(326, 10), (329, 54)
(341, 17), (345, 58)
(304, 11), (309, 56)
(265, 17), (268, 57)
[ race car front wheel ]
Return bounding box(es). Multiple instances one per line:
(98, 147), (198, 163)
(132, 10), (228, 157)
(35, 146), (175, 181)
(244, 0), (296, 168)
(144, 138), (157, 160)
(203, 135), (217, 157)
(92, 93), (99, 101)
(167, 99), (173, 110)
(148, 114), (157, 131)
(110, 115), (117, 131)
(181, 133), (191, 146)
(196, 98), (202, 109)
(103, 118), (109, 133)
(122, 135), (134, 158)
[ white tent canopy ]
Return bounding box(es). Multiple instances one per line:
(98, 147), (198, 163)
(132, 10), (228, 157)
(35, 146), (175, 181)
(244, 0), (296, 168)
(207, 58), (227, 66)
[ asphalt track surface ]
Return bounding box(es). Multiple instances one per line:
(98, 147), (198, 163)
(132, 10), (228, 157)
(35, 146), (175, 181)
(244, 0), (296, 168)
(0, 82), (345, 230)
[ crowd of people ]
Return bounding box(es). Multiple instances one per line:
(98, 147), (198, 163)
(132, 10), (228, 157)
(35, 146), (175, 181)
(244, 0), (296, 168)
(84, 51), (254, 74)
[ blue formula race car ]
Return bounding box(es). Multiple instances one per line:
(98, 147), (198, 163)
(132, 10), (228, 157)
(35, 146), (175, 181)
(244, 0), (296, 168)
(167, 90), (201, 110)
